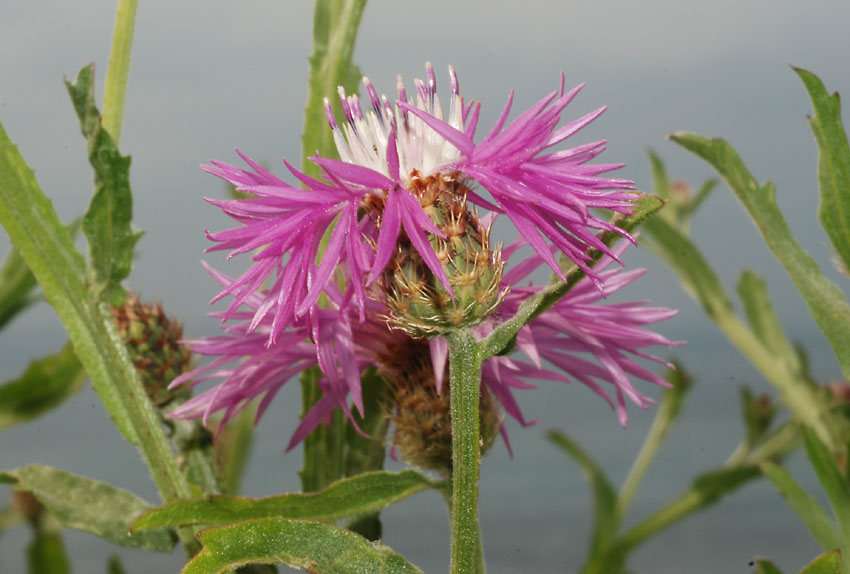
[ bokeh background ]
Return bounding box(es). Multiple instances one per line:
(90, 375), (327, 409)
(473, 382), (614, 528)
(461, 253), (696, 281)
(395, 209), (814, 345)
(2, 0), (850, 572)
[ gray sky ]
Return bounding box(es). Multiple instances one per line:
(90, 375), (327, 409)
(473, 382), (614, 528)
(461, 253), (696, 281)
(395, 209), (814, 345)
(2, 1), (850, 572)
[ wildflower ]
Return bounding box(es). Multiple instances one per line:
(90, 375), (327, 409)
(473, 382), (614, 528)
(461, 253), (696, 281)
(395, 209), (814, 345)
(201, 64), (638, 344)
(174, 64), (676, 457)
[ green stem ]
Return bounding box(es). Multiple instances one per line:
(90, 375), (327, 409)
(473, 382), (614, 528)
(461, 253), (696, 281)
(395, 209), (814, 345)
(447, 328), (485, 574)
(616, 423), (797, 553)
(616, 408), (669, 519)
(102, 0), (138, 144)
(617, 374), (690, 520)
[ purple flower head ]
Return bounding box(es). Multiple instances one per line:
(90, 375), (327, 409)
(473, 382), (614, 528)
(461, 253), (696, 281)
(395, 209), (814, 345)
(202, 64), (638, 345)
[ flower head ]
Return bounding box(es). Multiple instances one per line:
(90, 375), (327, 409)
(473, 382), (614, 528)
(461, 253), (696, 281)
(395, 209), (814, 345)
(202, 64), (638, 344)
(175, 64), (675, 458)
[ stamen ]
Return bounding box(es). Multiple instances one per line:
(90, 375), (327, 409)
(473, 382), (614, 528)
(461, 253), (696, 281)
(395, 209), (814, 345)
(323, 97), (337, 129)
(337, 86), (354, 125)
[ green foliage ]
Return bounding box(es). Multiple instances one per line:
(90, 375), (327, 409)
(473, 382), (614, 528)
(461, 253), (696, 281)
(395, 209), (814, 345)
(800, 551), (843, 574)
(737, 271), (803, 375)
(301, 0), (367, 178)
(299, 366), (347, 493)
(0, 343), (85, 430)
(0, 465), (176, 552)
(643, 152), (845, 454)
(760, 461), (841, 550)
(795, 67), (850, 276)
(0, 120), (196, 521)
(800, 427), (850, 539)
(0, 244), (38, 330)
(213, 404), (257, 496)
(133, 469), (432, 531)
(754, 560), (785, 574)
(182, 518), (421, 574)
(670, 131), (850, 383)
(66, 63), (142, 306)
(101, 0), (138, 145)
(27, 531), (70, 574)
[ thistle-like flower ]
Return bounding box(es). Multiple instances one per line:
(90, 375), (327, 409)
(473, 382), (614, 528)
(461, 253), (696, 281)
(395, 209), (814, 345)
(172, 65), (677, 458)
(202, 63), (637, 343)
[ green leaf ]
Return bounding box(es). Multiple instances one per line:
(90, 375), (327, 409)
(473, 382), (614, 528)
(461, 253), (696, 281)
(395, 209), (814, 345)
(643, 171), (846, 453)
(670, 132), (850, 382)
(27, 531), (70, 574)
(301, 0), (367, 178)
(690, 466), (762, 505)
(642, 207), (734, 321)
(0, 343), (86, 430)
(800, 550), (842, 574)
(0, 121), (196, 523)
(299, 365), (346, 493)
(66, 64), (142, 305)
(737, 271), (802, 376)
(760, 461), (841, 550)
(0, 244), (38, 330)
(795, 68), (850, 275)
(0, 465), (176, 552)
(800, 427), (850, 537)
(133, 469), (431, 531)
(547, 430), (618, 558)
(183, 518), (421, 574)
(213, 403), (257, 496)
(753, 559), (785, 574)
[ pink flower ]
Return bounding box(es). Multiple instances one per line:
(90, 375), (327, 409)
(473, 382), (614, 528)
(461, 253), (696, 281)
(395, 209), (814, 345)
(201, 64), (638, 345)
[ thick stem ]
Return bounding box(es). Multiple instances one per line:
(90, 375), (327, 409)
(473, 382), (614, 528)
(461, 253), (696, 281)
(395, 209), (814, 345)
(102, 0), (138, 144)
(447, 328), (485, 573)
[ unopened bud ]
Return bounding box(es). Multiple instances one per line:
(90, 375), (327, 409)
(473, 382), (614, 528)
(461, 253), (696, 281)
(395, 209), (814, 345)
(381, 173), (504, 338)
(112, 294), (192, 407)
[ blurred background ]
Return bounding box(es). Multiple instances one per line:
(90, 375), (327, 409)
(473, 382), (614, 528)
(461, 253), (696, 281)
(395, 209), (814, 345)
(2, 0), (850, 572)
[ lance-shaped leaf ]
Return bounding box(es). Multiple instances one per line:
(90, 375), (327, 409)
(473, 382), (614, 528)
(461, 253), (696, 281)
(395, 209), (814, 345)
(760, 461), (841, 550)
(133, 469), (432, 531)
(800, 550), (842, 574)
(670, 132), (850, 381)
(737, 271), (802, 376)
(0, 465), (176, 552)
(800, 427), (850, 538)
(66, 64), (142, 305)
(183, 518), (421, 574)
(548, 430), (618, 559)
(0, 343), (85, 430)
(795, 68), (850, 275)
(0, 244), (37, 330)
(0, 121), (195, 513)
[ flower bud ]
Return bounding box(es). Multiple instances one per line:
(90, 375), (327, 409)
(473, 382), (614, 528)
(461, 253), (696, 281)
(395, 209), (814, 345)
(379, 337), (501, 474)
(381, 173), (504, 338)
(112, 294), (192, 407)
